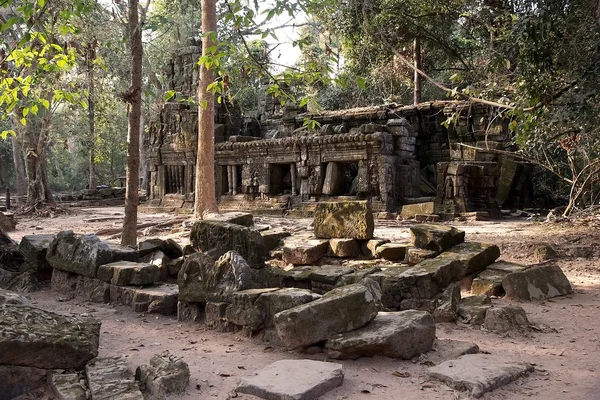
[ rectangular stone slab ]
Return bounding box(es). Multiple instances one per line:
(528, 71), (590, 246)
(313, 201), (374, 239)
(97, 261), (159, 286)
(86, 356), (144, 400)
(427, 354), (534, 398)
(502, 264), (573, 301)
(237, 359), (344, 400)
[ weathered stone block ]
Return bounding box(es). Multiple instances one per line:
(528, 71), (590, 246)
(400, 202), (435, 219)
(406, 247), (437, 265)
(131, 284), (178, 315)
(50, 373), (87, 400)
(224, 288), (278, 328)
(361, 238), (390, 258)
(248, 288), (319, 331)
(437, 242), (500, 275)
(327, 310), (435, 360)
(46, 231), (113, 278)
(204, 211), (254, 227)
(484, 305), (529, 333)
(136, 353), (190, 397)
(273, 284), (378, 349)
(0, 365), (48, 400)
(313, 201), (374, 239)
(328, 238), (361, 258)
(86, 356), (144, 400)
(398, 258), (465, 299)
(97, 261), (159, 286)
(261, 228), (291, 252)
(282, 238), (328, 265)
(18, 234), (55, 272)
(375, 243), (409, 261)
(0, 288), (28, 305)
(0, 304), (100, 369)
(190, 221), (266, 268)
(410, 224), (465, 252)
(502, 264), (572, 301)
(434, 283), (461, 322)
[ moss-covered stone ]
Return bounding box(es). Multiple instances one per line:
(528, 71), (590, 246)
(314, 201), (374, 239)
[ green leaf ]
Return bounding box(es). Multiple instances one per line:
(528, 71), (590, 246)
(164, 90), (176, 101)
(200, 100), (208, 109)
(355, 76), (366, 90)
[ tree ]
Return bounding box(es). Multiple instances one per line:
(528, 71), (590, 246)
(194, 0), (218, 218)
(121, 0), (144, 246)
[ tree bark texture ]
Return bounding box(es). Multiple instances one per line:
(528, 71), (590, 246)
(87, 42), (97, 190)
(413, 37), (422, 105)
(122, 0), (142, 246)
(10, 136), (26, 195)
(194, 0), (218, 218)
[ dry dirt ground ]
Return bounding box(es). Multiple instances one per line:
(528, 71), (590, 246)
(9, 207), (600, 400)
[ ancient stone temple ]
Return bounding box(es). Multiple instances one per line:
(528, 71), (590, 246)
(145, 46), (531, 217)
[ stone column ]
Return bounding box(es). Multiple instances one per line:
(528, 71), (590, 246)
(290, 163), (297, 196)
(232, 165), (238, 195)
(227, 165), (233, 195)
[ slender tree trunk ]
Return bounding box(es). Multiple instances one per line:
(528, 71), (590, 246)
(87, 44), (97, 190)
(11, 136), (26, 195)
(122, 0), (142, 246)
(139, 113), (147, 190)
(194, 0), (218, 218)
(413, 37), (422, 105)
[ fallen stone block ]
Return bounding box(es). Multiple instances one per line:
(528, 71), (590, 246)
(533, 243), (558, 262)
(400, 202), (435, 219)
(166, 256), (184, 277)
(426, 339), (480, 365)
(0, 304), (100, 369)
(273, 283), (378, 349)
(141, 250), (171, 281)
(397, 258), (465, 299)
(502, 264), (573, 301)
(361, 238), (390, 258)
(427, 354), (534, 398)
(457, 304), (492, 326)
(282, 237), (328, 265)
(328, 238), (361, 258)
(236, 359), (344, 400)
(437, 242), (500, 275)
(434, 283), (461, 322)
(484, 305), (529, 333)
(410, 224), (465, 252)
(250, 288), (319, 330)
(204, 211), (254, 227)
(50, 373), (87, 400)
(97, 261), (159, 286)
(327, 310), (435, 360)
(405, 247), (437, 265)
(308, 265), (354, 286)
(50, 269), (110, 303)
(224, 288), (279, 328)
(261, 229), (291, 252)
(471, 261), (527, 296)
(369, 267), (413, 309)
(399, 298), (437, 313)
(86, 356), (144, 400)
(314, 201), (374, 239)
(336, 267), (381, 287)
(18, 234), (55, 272)
(415, 214), (441, 222)
(0, 365), (48, 400)
(375, 243), (409, 262)
(205, 301), (232, 331)
(0, 269), (39, 293)
(177, 301), (203, 323)
(190, 220), (266, 268)
(106, 243), (139, 263)
(131, 284), (179, 315)
(178, 251), (255, 303)
(136, 353), (190, 397)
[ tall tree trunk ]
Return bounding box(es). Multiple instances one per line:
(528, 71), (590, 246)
(87, 42), (97, 190)
(413, 37), (422, 105)
(122, 0), (142, 246)
(194, 0), (218, 218)
(139, 113), (147, 191)
(11, 136), (26, 195)
(20, 112), (52, 207)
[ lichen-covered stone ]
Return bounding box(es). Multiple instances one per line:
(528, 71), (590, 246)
(18, 234), (55, 272)
(86, 356), (143, 400)
(471, 261), (526, 296)
(178, 251), (255, 303)
(282, 237), (328, 265)
(434, 283), (461, 322)
(308, 265), (354, 285)
(141, 250), (171, 282)
(132, 284), (179, 315)
(375, 243), (409, 261)
(273, 284), (378, 349)
(410, 224), (465, 252)
(0, 304), (100, 369)
(313, 201), (374, 239)
(0, 288), (28, 305)
(0, 269), (39, 293)
(436, 242), (500, 275)
(327, 310), (435, 359)
(224, 288), (279, 327)
(396, 258), (465, 299)
(502, 264), (572, 301)
(484, 305), (529, 333)
(97, 261), (159, 286)
(368, 266), (413, 309)
(50, 373), (87, 400)
(204, 211), (254, 227)
(261, 229), (291, 252)
(190, 221), (266, 268)
(400, 202), (435, 219)
(405, 247), (438, 265)
(328, 238), (361, 258)
(136, 353), (190, 397)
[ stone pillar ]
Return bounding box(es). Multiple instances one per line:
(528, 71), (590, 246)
(227, 165), (233, 195)
(290, 163), (297, 196)
(232, 165), (238, 195)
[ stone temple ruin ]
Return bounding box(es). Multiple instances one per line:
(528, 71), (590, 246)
(145, 45), (532, 217)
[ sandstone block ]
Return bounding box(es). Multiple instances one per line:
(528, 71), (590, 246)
(400, 202), (435, 219)
(361, 238), (390, 258)
(261, 228), (291, 252)
(437, 242), (500, 275)
(282, 238), (328, 265)
(136, 353), (190, 397)
(86, 356), (143, 400)
(484, 305), (529, 333)
(328, 238), (361, 258)
(502, 264), (572, 301)
(314, 201), (374, 239)
(18, 234), (55, 272)
(375, 243), (409, 261)
(0, 365), (48, 400)
(410, 224), (465, 252)
(97, 261), (159, 286)
(50, 373), (87, 400)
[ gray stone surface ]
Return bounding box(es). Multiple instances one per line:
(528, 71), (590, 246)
(205, 211), (254, 227)
(141, 250), (171, 282)
(131, 284), (179, 315)
(327, 310), (435, 360)
(273, 284), (378, 349)
(502, 264), (573, 301)
(50, 373), (87, 400)
(396, 258), (465, 299)
(471, 261), (527, 296)
(0, 268), (40, 293)
(457, 303), (491, 325)
(86, 356), (144, 400)
(97, 261), (159, 286)
(282, 237), (329, 265)
(190, 220), (266, 268)
(410, 224), (465, 252)
(426, 339), (480, 365)
(136, 353), (190, 397)
(0, 304), (100, 369)
(427, 354), (534, 398)
(236, 359), (344, 400)
(262, 229), (291, 252)
(436, 242), (500, 275)
(250, 288), (319, 330)
(0, 288), (28, 305)
(178, 251), (255, 303)
(434, 283), (461, 322)
(313, 201), (374, 239)
(484, 305), (529, 333)
(18, 234), (55, 272)
(0, 365), (48, 400)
